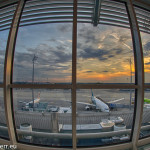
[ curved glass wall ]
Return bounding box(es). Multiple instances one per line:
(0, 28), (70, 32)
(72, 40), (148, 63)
(0, 89), (9, 139)
(76, 0), (135, 147)
(0, 30), (9, 138)
(0, 30), (9, 83)
(0, 0), (149, 149)
(141, 32), (150, 83)
(0, 4), (16, 139)
(135, 6), (150, 139)
(12, 0), (73, 147)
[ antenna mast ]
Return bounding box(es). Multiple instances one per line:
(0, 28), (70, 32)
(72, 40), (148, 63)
(32, 54), (38, 110)
(129, 58), (132, 110)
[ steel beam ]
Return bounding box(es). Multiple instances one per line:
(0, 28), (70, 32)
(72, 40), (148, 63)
(93, 0), (101, 26)
(4, 0), (25, 145)
(126, 0), (144, 150)
(72, 0), (77, 149)
(77, 83), (138, 89)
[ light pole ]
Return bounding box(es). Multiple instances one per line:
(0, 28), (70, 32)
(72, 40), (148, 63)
(129, 58), (133, 110)
(32, 54), (38, 110)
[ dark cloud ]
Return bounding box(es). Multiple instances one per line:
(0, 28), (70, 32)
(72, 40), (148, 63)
(79, 47), (110, 61)
(78, 26), (101, 45)
(144, 42), (150, 51)
(103, 70), (108, 72)
(53, 50), (71, 63)
(13, 43), (72, 82)
(85, 71), (93, 73)
(115, 48), (123, 55)
(0, 50), (5, 55)
(15, 52), (33, 64)
(145, 62), (150, 65)
(108, 55), (114, 58)
(57, 24), (72, 32)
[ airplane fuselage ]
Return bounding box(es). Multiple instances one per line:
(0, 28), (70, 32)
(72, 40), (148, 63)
(25, 98), (40, 108)
(91, 96), (110, 112)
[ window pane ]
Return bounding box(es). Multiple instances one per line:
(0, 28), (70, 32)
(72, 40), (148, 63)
(0, 4), (16, 139)
(140, 89), (150, 138)
(0, 89), (9, 139)
(76, 89), (134, 146)
(77, 24), (134, 83)
(134, 7), (150, 83)
(13, 23), (72, 83)
(0, 4), (16, 83)
(13, 89), (72, 147)
(138, 143), (150, 150)
(13, 0), (73, 83)
(77, 0), (134, 84)
(0, 30), (9, 83)
(141, 32), (150, 83)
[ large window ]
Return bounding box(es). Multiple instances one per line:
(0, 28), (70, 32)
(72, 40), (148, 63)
(134, 6), (150, 139)
(76, 0), (135, 147)
(12, 0), (73, 147)
(0, 0), (150, 149)
(0, 30), (9, 139)
(0, 4), (16, 139)
(13, 89), (72, 146)
(76, 89), (134, 146)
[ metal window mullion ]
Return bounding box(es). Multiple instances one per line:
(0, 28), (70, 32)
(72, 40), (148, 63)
(19, 20), (73, 27)
(77, 84), (138, 89)
(144, 85), (150, 89)
(9, 83), (72, 89)
(4, 0), (25, 145)
(72, 0), (77, 149)
(0, 84), (4, 88)
(126, 0), (144, 150)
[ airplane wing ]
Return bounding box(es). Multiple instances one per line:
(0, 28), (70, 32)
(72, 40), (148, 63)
(19, 101), (27, 104)
(62, 100), (96, 107)
(107, 98), (125, 104)
(76, 101), (96, 107)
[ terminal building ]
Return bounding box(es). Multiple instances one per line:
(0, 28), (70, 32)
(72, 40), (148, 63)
(0, 0), (150, 150)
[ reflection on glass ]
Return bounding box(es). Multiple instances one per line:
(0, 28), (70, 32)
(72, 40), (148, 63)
(0, 30), (9, 83)
(76, 89), (134, 146)
(140, 32), (150, 83)
(77, 24), (134, 83)
(13, 89), (72, 147)
(13, 23), (72, 83)
(138, 143), (150, 150)
(0, 89), (9, 139)
(140, 89), (150, 139)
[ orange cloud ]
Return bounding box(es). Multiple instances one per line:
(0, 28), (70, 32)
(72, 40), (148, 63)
(77, 70), (132, 82)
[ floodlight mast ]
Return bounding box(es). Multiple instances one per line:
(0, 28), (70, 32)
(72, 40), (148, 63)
(129, 58), (133, 110)
(32, 54), (38, 110)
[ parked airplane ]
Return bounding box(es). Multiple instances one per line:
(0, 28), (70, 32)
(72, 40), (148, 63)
(19, 93), (40, 109)
(76, 91), (110, 112)
(76, 90), (126, 113)
(58, 106), (72, 113)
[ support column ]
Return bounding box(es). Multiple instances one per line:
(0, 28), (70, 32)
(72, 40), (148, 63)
(72, 0), (77, 149)
(4, 0), (25, 145)
(126, 0), (144, 150)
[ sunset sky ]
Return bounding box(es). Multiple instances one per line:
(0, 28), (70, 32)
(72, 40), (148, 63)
(0, 23), (149, 83)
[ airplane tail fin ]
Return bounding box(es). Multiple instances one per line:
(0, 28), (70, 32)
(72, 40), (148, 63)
(38, 92), (41, 99)
(91, 89), (94, 97)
